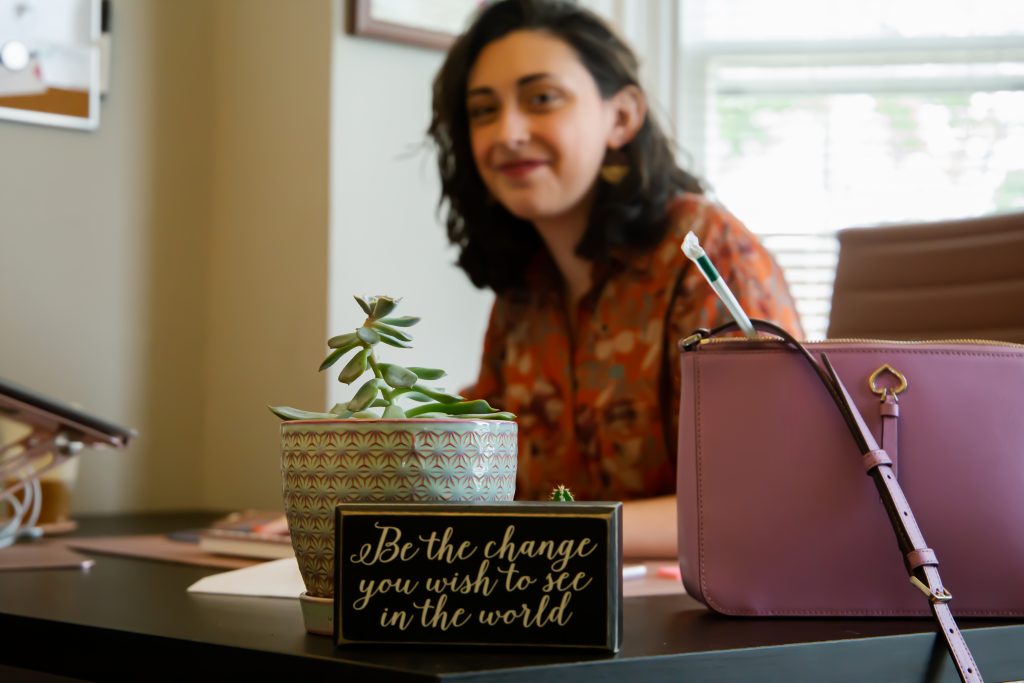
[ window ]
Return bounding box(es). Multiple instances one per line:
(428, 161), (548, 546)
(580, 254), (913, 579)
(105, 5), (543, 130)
(676, 0), (1024, 338)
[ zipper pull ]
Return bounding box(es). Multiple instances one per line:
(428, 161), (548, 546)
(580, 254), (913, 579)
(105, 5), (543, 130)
(679, 328), (711, 352)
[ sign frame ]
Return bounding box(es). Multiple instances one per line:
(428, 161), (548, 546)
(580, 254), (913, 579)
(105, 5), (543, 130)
(333, 501), (623, 651)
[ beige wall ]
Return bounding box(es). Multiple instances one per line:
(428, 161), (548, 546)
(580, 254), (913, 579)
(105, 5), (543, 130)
(201, 1), (331, 509)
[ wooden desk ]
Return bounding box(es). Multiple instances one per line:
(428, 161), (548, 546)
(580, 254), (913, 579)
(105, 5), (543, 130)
(1, 513), (1022, 682)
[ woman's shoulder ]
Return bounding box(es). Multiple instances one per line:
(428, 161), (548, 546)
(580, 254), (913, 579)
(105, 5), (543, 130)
(652, 193), (758, 266)
(663, 193), (755, 241)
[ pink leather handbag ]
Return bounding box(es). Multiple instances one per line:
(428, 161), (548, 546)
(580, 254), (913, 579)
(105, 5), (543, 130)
(676, 320), (1024, 682)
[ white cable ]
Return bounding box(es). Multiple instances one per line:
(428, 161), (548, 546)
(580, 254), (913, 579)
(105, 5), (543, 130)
(0, 475), (41, 548)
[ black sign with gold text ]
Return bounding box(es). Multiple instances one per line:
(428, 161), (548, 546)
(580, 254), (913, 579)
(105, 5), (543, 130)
(333, 502), (622, 651)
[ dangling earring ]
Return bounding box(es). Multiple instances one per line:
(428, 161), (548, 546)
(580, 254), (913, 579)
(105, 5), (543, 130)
(599, 146), (630, 184)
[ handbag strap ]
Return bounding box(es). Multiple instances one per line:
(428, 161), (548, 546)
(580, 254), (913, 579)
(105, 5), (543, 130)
(683, 319), (983, 683)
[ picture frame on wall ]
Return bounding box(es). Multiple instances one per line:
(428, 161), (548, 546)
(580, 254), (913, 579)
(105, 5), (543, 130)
(349, 0), (482, 50)
(0, 0), (103, 130)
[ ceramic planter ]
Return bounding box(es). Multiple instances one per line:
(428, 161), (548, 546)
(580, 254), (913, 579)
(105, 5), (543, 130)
(281, 418), (518, 604)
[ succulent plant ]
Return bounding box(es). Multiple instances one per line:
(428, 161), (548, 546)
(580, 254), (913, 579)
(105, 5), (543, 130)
(269, 295), (514, 421)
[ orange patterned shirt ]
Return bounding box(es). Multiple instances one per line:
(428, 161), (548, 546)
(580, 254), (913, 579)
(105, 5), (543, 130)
(469, 194), (803, 501)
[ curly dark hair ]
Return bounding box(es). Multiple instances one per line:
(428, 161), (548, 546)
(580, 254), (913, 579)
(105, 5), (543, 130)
(429, 0), (703, 293)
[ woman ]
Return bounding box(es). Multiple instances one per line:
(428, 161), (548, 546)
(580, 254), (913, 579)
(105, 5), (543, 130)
(429, 0), (802, 557)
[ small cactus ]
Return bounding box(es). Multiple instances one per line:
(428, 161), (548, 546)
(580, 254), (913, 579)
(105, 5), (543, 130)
(549, 485), (575, 502)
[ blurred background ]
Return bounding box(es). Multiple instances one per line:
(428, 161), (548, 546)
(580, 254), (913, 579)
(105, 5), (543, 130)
(1, 0), (1021, 516)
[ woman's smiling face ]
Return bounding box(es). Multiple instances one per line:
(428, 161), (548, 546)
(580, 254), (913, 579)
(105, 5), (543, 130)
(466, 30), (617, 224)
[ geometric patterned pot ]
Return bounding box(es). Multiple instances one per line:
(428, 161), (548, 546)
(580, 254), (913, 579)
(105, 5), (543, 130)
(281, 418), (517, 599)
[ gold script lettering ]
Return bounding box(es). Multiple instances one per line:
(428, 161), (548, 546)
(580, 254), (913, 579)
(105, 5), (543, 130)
(419, 526), (478, 563)
(349, 523), (420, 566)
(352, 576), (420, 611)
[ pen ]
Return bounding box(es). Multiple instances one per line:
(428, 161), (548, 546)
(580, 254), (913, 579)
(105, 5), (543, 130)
(681, 231), (758, 339)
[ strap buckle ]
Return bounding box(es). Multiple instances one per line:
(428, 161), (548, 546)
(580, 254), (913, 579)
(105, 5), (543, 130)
(910, 575), (952, 603)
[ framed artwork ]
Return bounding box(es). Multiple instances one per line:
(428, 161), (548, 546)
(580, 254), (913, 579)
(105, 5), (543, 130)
(0, 0), (103, 130)
(349, 0), (482, 50)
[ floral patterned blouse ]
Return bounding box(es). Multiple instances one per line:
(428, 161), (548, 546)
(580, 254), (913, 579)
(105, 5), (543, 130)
(468, 193), (804, 501)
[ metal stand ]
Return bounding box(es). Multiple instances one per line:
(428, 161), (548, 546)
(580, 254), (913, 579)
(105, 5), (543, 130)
(0, 376), (133, 548)
(0, 429), (84, 548)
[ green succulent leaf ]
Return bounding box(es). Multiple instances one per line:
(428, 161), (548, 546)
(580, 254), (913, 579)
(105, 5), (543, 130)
(327, 331), (358, 349)
(380, 316), (420, 327)
(348, 378), (385, 412)
(378, 334), (412, 349)
(370, 321), (413, 342)
(408, 366), (446, 380)
(406, 399), (495, 417)
(268, 405), (339, 421)
(369, 398), (389, 408)
(339, 348), (368, 384)
(329, 403), (353, 418)
(356, 327), (380, 345)
(460, 411), (516, 420)
(319, 347), (344, 372)
(391, 389), (433, 403)
(382, 404), (407, 419)
(447, 399), (499, 415)
(319, 342), (360, 372)
(372, 296), (400, 319)
(404, 403), (447, 417)
(354, 296), (373, 316)
(379, 363), (418, 389)
(352, 409), (379, 419)
(412, 384), (462, 404)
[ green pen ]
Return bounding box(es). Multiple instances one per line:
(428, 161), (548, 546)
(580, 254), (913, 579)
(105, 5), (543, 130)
(681, 231), (758, 339)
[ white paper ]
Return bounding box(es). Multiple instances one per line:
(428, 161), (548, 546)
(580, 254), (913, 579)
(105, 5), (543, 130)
(186, 557), (305, 599)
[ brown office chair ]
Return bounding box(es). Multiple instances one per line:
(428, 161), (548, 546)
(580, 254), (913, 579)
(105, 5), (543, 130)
(827, 211), (1024, 343)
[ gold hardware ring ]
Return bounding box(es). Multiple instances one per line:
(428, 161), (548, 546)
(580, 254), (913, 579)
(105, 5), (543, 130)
(869, 364), (908, 402)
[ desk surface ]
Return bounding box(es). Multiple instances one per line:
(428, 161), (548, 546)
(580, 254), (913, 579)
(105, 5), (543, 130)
(1, 512), (1022, 682)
